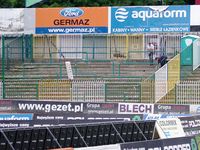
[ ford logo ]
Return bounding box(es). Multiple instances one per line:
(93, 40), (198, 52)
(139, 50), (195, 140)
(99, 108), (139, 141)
(60, 8), (84, 18)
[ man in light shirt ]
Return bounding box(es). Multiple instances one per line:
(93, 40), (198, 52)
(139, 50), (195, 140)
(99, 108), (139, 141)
(147, 43), (155, 65)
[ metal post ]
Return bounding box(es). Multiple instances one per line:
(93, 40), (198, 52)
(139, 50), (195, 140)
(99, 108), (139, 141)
(2, 35), (5, 99)
(0, 129), (15, 150)
(45, 127), (62, 148)
(110, 123), (125, 143)
(22, 35), (24, 63)
(73, 125), (88, 147)
(133, 121), (148, 140)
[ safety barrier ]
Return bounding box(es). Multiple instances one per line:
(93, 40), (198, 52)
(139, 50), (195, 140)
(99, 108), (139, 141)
(176, 81), (200, 104)
(38, 79), (71, 100)
(152, 54), (180, 103)
(72, 80), (105, 102)
(0, 120), (156, 149)
(141, 76), (155, 103)
(105, 80), (141, 102)
(38, 79), (141, 102)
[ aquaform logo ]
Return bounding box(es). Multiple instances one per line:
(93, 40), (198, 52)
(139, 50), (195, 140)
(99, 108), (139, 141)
(115, 8), (129, 22)
(60, 8), (84, 18)
(131, 8), (187, 21)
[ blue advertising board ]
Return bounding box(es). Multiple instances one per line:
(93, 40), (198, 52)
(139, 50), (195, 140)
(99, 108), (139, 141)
(0, 113), (33, 120)
(111, 6), (190, 33)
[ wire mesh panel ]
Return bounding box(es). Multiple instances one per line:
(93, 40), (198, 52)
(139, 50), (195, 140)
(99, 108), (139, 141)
(108, 35), (127, 60)
(58, 34), (83, 59)
(33, 35), (58, 61)
(128, 34), (144, 59)
(105, 80), (140, 102)
(157, 88), (176, 104)
(155, 64), (168, 102)
(144, 34), (160, 59)
(193, 38), (200, 70)
(176, 81), (200, 104)
(141, 76), (155, 103)
(167, 54), (180, 91)
(72, 80), (105, 102)
(5, 80), (38, 99)
(38, 79), (71, 100)
(82, 34), (108, 60)
(144, 33), (182, 59)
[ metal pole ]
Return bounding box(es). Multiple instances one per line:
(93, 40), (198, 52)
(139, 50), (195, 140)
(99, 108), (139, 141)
(2, 35), (5, 99)
(0, 129), (15, 150)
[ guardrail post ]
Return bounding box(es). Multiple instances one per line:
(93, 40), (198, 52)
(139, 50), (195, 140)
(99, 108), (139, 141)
(2, 35), (5, 99)
(118, 63), (121, 79)
(112, 61), (115, 76)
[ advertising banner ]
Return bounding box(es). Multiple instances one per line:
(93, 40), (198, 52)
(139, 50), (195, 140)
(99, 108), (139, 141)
(190, 5), (200, 31)
(33, 113), (143, 121)
(143, 114), (192, 120)
(180, 115), (200, 136)
(154, 104), (190, 114)
(111, 6), (190, 33)
(12, 100), (85, 114)
(0, 114), (143, 128)
(118, 103), (154, 114)
(75, 144), (120, 150)
(120, 136), (197, 150)
(10, 100), (120, 115)
(0, 120), (114, 128)
(155, 118), (185, 139)
(0, 100), (14, 113)
(190, 105), (200, 114)
(0, 113), (33, 120)
(35, 7), (108, 34)
(0, 100), (116, 114)
(84, 102), (118, 114)
(0, 9), (24, 34)
(162, 136), (197, 150)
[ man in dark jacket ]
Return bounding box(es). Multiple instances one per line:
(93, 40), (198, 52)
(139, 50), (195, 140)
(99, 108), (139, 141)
(158, 54), (168, 67)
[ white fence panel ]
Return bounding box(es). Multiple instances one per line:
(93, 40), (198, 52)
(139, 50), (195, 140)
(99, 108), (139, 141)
(193, 38), (200, 70)
(176, 81), (200, 104)
(72, 80), (105, 102)
(155, 64), (168, 102)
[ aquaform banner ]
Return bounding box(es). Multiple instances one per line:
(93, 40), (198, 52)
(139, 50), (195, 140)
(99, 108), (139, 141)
(111, 5), (190, 33)
(35, 7), (108, 34)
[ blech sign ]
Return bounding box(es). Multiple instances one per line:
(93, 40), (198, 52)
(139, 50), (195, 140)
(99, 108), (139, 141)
(118, 103), (154, 114)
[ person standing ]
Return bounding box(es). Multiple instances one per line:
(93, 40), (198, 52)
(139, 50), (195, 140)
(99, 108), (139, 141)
(147, 43), (155, 65)
(157, 53), (168, 68)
